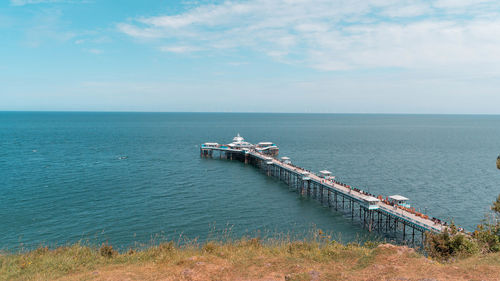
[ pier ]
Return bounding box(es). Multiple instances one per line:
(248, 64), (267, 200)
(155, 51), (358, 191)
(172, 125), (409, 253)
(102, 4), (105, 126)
(201, 134), (447, 244)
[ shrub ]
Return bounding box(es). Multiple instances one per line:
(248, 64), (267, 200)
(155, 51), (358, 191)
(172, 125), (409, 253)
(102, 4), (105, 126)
(425, 194), (500, 260)
(237, 237), (262, 249)
(363, 241), (380, 249)
(33, 246), (49, 256)
(450, 233), (479, 256)
(474, 223), (500, 253)
(202, 242), (217, 254)
(159, 241), (175, 252)
(287, 241), (315, 254)
(472, 194), (500, 253)
(492, 194), (500, 214)
(424, 223), (478, 261)
(99, 244), (116, 258)
(248, 237), (261, 248)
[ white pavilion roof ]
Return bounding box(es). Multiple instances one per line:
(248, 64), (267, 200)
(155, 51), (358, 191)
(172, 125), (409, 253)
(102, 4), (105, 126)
(389, 195), (409, 201)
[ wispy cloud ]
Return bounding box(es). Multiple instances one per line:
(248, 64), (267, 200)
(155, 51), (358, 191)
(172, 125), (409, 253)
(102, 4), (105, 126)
(160, 45), (202, 53)
(10, 0), (88, 6)
(118, 0), (500, 72)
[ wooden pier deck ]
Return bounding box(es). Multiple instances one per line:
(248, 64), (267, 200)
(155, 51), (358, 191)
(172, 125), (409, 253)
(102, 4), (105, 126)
(201, 138), (447, 244)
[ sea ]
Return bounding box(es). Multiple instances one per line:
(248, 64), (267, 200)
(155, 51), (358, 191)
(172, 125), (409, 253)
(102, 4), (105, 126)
(1, 112), (499, 251)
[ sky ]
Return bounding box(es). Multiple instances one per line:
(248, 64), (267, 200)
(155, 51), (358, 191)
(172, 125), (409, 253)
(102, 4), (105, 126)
(1, 0), (500, 113)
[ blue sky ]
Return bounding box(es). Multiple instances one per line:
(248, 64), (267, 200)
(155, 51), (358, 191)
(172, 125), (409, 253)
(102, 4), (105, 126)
(1, 0), (500, 113)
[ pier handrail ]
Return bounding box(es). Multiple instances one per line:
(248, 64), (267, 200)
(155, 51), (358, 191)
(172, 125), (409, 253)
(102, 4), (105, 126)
(378, 205), (443, 232)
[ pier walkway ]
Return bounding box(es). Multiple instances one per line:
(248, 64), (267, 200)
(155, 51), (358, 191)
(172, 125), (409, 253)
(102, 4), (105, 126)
(201, 135), (447, 244)
(250, 150), (444, 233)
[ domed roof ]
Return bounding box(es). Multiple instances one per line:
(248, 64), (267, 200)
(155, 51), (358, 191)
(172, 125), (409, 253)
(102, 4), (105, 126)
(233, 133), (244, 143)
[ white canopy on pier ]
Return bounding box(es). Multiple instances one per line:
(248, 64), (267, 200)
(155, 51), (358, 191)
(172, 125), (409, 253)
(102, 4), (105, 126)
(280, 156), (291, 164)
(389, 195), (409, 201)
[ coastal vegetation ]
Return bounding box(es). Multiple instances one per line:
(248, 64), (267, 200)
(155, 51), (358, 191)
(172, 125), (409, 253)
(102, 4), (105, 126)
(424, 194), (500, 261)
(2, 237), (500, 280)
(1, 195), (499, 280)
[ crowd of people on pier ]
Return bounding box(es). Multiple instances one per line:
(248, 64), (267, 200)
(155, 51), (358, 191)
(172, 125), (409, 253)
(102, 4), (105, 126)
(431, 217), (448, 226)
(324, 178), (449, 228)
(272, 153), (448, 229)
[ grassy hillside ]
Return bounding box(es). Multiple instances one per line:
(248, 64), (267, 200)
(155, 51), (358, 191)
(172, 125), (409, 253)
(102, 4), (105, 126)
(1, 238), (500, 281)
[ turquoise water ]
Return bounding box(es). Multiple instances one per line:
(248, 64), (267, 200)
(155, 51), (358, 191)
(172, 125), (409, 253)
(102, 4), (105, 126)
(1, 112), (499, 250)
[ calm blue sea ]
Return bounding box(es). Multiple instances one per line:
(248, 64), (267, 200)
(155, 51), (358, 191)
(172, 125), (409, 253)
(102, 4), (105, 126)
(1, 112), (499, 251)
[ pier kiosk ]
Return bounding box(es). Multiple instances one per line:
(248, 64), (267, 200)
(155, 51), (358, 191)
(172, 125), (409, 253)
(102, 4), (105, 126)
(264, 156), (274, 165)
(301, 171), (311, 180)
(202, 142), (219, 148)
(257, 142), (274, 148)
(281, 157), (291, 164)
(365, 197), (380, 210)
(256, 142), (279, 156)
(389, 195), (410, 208)
(319, 170), (333, 179)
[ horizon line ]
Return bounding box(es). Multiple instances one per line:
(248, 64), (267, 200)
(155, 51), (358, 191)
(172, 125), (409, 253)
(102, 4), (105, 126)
(1, 110), (500, 116)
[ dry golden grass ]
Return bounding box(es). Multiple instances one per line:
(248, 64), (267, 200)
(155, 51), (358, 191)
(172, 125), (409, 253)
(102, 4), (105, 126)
(1, 239), (500, 281)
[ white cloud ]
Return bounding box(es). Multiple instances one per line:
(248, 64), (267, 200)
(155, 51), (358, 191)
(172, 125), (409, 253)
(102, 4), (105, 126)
(433, 0), (494, 9)
(118, 0), (500, 72)
(11, 0), (50, 5)
(160, 45), (201, 53)
(380, 3), (431, 18)
(10, 0), (88, 5)
(117, 23), (165, 39)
